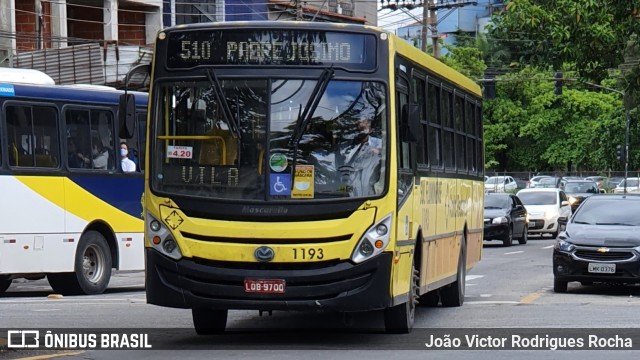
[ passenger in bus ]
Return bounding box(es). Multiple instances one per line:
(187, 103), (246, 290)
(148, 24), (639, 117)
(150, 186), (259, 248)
(120, 142), (137, 173)
(79, 142), (109, 169)
(67, 139), (84, 168)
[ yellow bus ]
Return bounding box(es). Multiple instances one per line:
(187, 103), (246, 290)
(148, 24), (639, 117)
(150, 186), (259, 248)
(122, 21), (483, 333)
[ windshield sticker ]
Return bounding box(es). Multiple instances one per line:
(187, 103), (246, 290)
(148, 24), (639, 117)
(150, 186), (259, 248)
(292, 165), (314, 199)
(167, 145), (193, 159)
(269, 153), (288, 172)
(270, 174), (291, 196)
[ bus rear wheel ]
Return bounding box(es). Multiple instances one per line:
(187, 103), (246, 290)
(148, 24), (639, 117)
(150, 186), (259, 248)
(48, 231), (112, 295)
(440, 238), (466, 307)
(0, 278), (12, 294)
(192, 308), (228, 335)
(384, 267), (418, 333)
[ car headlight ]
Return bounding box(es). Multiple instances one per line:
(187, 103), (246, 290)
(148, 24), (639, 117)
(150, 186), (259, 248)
(146, 214), (182, 260)
(568, 196), (577, 205)
(554, 239), (575, 252)
(351, 214), (392, 264)
(492, 216), (508, 224)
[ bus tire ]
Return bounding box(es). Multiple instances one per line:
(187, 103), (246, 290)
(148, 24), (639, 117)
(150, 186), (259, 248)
(0, 278), (12, 294)
(48, 231), (112, 295)
(384, 267), (418, 334)
(192, 308), (228, 335)
(440, 237), (466, 307)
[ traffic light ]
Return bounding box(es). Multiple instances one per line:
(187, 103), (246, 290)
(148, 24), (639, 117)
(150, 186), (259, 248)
(616, 145), (625, 161)
(554, 71), (563, 95)
(483, 70), (496, 100)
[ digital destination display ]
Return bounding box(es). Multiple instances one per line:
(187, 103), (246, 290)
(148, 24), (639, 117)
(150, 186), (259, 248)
(165, 29), (377, 69)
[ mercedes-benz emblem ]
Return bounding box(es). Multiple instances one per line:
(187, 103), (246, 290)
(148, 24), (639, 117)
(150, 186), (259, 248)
(254, 246), (275, 262)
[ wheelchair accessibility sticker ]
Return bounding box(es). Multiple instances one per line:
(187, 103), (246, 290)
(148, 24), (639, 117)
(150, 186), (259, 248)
(270, 174), (291, 196)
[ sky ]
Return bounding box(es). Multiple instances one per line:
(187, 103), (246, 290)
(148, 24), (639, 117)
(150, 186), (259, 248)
(377, 2), (424, 34)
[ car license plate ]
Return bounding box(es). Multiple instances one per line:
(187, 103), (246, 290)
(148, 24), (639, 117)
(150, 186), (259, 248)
(244, 279), (285, 294)
(588, 263), (616, 274)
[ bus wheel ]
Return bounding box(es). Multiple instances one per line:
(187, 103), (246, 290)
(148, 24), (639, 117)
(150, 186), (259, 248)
(384, 267), (418, 334)
(440, 239), (466, 307)
(0, 278), (12, 294)
(192, 308), (228, 335)
(48, 231), (112, 295)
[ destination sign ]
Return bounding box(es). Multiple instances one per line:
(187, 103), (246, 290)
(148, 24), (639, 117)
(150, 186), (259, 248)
(165, 29), (376, 69)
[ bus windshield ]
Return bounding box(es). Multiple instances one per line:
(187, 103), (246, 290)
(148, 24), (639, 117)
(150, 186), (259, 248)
(151, 78), (387, 201)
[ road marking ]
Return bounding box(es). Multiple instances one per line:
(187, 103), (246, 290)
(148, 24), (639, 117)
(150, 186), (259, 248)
(465, 275), (484, 281)
(520, 291), (544, 304)
(543, 245), (555, 249)
(504, 251), (524, 255)
(465, 300), (519, 305)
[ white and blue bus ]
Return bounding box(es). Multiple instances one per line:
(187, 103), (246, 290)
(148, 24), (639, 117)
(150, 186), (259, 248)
(0, 70), (148, 295)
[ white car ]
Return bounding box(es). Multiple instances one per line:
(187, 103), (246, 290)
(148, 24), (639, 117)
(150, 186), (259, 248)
(516, 188), (572, 238)
(485, 176), (518, 193)
(527, 175), (552, 188)
(613, 178), (640, 193)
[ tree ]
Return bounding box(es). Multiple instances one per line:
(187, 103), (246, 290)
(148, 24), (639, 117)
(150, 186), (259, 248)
(488, 0), (640, 84)
(483, 66), (625, 172)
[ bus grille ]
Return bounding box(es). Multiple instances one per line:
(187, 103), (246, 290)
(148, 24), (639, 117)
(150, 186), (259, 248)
(181, 232), (353, 244)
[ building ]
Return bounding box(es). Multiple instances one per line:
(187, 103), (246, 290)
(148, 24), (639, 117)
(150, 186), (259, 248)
(0, 0), (375, 88)
(396, 0), (504, 54)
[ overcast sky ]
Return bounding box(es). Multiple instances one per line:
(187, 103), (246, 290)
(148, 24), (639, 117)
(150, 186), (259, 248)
(377, 2), (424, 34)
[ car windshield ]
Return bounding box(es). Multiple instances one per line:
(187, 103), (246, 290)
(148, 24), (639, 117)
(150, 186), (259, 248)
(564, 182), (598, 193)
(620, 179), (640, 187)
(486, 176), (505, 185)
(537, 178), (557, 187)
(518, 192), (556, 205)
(573, 199), (640, 226)
(484, 195), (510, 208)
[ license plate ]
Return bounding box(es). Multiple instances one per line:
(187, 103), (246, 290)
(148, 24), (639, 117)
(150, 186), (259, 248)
(244, 279), (285, 294)
(588, 263), (616, 274)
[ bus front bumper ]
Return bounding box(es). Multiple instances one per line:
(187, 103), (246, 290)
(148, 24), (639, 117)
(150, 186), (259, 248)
(145, 248), (393, 311)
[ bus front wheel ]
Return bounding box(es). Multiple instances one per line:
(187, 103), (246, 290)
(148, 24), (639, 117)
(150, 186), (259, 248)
(384, 267), (418, 333)
(48, 231), (112, 295)
(192, 308), (228, 335)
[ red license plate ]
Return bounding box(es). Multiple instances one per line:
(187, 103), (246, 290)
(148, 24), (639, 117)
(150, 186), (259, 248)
(244, 279), (286, 294)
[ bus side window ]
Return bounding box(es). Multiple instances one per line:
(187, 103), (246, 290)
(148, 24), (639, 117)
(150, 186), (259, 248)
(6, 104), (59, 168)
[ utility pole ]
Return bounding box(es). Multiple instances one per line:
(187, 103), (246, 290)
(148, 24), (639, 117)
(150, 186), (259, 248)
(296, 0), (303, 20)
(426, 0), (438, 58)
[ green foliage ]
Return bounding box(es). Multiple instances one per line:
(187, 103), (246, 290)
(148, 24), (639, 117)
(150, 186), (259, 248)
(483, 67), (626, 172)
(440, 45), (487, 80)
(489, 0), (640, 83)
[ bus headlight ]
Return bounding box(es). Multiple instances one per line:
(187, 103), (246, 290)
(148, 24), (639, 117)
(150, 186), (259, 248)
(351, 214), (392, 264)
(146, 214), (182, 260)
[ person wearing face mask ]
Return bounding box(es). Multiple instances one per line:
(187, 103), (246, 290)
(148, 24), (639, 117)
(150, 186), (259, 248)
(120, 142), (137, 173)
(338, 115), (383, 197)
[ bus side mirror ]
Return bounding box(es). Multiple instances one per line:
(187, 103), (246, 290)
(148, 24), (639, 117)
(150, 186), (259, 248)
(401, 104), (421, 143)
(119, 93), (136, 139)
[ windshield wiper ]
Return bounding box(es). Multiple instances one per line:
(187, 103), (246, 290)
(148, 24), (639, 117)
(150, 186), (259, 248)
(289, 67), (335, 147)
(288, 67), (335, 190)
(205, 69), (242, 141)
(573, 221), (593, 225)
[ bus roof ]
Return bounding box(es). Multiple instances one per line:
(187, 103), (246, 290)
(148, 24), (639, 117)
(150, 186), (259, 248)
(0, 67), (56, 85)
(162, 20), (382, 33)
(0, 82), (148, 107)
(390, 35), (482, 97)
